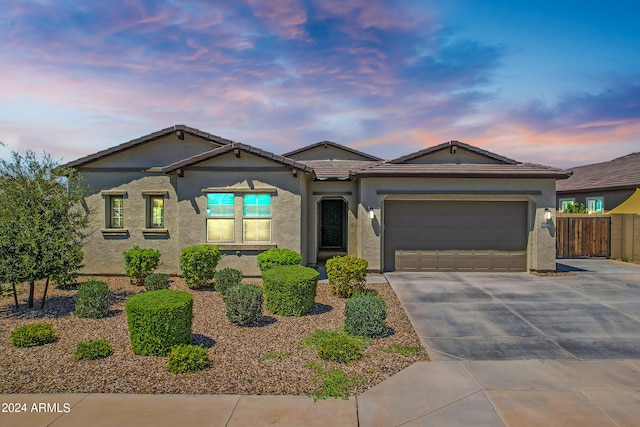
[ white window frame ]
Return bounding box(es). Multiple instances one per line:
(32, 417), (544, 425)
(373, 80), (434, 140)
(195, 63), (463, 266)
(108, 195), (124, 229)
(242, 194), (272, 243)
(558, 198), (575, 213)
(586, 196), (604, 214)
(206, 193), (235, 243)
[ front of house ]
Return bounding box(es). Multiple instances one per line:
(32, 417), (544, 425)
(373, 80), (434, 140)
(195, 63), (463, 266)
(65, 125), (568, 276)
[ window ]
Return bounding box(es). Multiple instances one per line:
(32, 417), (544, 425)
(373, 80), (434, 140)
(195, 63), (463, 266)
(243, 194), (271, 242)
(559, 198), (575, 212)
(149, 196), (164, 228)
(586, 197), (604, 214)
(109, 196), (124, 228)
(206, 193), (235, 242)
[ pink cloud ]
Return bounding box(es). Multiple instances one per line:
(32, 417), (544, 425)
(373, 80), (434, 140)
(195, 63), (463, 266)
(246, 0), (308, 40)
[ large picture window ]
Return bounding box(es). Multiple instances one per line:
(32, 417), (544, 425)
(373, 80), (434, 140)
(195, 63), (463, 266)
(206, 193), (235, 242)
(243, 194), (271, 242)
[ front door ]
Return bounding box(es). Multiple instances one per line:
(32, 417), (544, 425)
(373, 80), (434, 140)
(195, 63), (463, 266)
(320, 199), (346, 248)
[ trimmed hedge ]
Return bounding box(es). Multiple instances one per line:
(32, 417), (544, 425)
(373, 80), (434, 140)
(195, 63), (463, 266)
(167, 344), (210, 374)
(75, 339), (113, 360)
(325, 255), (368, 298)
(180, 245), (221, 288)
(262, 265), (318, 316)
(223, 284), (263, 326)
(125, 290), (193, 356)
(75, 280), (111, 319)
(257, 248), (302, 271)
(144, 273), (171, 291)
(214, 268), (243, 295)
(11, 323), (57, 347)
(124, 246), (161, 286)
(344, 293), (388, 338)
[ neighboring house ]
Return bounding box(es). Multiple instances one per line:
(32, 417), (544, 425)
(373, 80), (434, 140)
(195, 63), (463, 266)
(556, 152), (640, 213)
(65, 125), (568, 275)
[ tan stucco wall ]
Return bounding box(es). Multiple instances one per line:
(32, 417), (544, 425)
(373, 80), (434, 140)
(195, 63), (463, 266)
(357, 177), (558, 272)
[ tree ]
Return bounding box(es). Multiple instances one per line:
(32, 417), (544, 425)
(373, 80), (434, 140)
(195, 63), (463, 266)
(0, 150), (89, 309)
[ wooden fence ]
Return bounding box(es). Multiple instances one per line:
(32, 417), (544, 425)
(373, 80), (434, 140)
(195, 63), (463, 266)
(556, 214), (611, 258)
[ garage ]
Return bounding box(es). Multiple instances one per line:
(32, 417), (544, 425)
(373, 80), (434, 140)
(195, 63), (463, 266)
(383, 200), (528, 272)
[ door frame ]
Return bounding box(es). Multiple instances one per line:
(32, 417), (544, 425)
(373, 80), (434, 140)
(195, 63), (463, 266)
(318, 197), (348, 251)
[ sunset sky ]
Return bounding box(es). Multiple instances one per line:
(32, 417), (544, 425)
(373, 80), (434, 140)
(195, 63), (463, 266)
(1, 0), (639, 169)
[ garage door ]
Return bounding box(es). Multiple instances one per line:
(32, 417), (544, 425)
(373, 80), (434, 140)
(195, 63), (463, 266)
(384, 201), (528, 272)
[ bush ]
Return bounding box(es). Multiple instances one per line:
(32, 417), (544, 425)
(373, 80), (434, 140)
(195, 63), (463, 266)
(167, 344), (210, 374)
(125, 290), (193, 356)
(11, 323), (57, 347)
(326, 256), (368, 298)
(214, 268), (243, 295)
(180, 245), (221, 288)
(124, 246), (161, 286)
(257, 248), (302, 271)
(75, 339), (113, 360)
(144, 273), (171, 291)
(223, 284), (263, 326)
(344, 293), (388, 338)
(75, 280), (111, 319)
(302, 329), (367, 364)
(262, 265), (318, 316)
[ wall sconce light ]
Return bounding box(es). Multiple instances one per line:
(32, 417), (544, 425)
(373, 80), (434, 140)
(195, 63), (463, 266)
(544, 208), (552, 220)
(368, 206), (375, 219)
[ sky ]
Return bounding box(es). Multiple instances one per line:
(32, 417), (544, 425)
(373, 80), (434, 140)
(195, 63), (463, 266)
(1, 0), (639, 169)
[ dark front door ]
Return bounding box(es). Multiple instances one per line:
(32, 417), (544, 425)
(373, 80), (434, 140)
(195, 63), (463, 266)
(321, 199), (346, 248)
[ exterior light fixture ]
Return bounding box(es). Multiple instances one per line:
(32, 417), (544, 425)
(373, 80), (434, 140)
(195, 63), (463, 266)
(544, 208), (552, 220)
(368, 206), (375, 219)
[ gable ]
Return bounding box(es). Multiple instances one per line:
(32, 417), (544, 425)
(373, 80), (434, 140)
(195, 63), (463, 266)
(186, 150), (291, 170)
(283, 141), (381, 161)
(404, 148), (506, 164)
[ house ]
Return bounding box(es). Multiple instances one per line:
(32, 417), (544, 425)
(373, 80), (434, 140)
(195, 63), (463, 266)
(65, 125), (568, 276)
(556, 152), (640, 213)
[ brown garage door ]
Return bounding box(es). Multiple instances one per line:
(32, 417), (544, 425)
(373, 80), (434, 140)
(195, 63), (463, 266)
(384, 201), (528, 272)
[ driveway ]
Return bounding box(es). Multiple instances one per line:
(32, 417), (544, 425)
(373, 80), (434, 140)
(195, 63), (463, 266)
(386, 259), (640, 360)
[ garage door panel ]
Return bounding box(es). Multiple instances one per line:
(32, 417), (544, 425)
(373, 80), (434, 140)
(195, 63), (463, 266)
(385, 201), (527, 272)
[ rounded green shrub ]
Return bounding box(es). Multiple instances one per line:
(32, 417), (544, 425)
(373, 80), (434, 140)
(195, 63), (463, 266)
(125, 290), (193, 356)
(316, 332), (364, 363)
(180, 245), (221, 288)
(167, 344), (210, 374)
(75, 339), (113, 360)
(262, 265), (318, 316)
(326, 255), (368, 298)
(344, 293), (388, 338)
(75, 280), (111, 319)
(223, 284), (263, 325)
(144, 273), (171, 291)
(257, 248), (302, 271)
(214, 267), (243, 295)
(11, 323), (57, 347)
(124, 246), (161, 286)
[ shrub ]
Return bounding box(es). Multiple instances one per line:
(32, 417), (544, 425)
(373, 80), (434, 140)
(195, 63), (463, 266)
(180, 245), (221, 288)
(344, 293), (388, 338)
(75, 280), (111, 319)
(214, 268), (243, 295)
(144, 273), (171, 291)
(125, 290), (193, 356)
(11, 323), (57, 347)
(303, 329), (366, 363)
(257, 248), (302, 271)
(167, 344), (210, 374)
(223, 284), (263, 326)
(124, 246), (161, 286)
(325, 256), (368, 298)
(262, 265), (318, 316)
(75, 339), (113, 360)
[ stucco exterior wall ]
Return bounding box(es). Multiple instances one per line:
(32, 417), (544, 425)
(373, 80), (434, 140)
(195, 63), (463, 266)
(357, 177), (557, 272)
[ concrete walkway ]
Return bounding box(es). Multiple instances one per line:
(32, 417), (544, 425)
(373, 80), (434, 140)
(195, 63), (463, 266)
(2, 359), (640, 426)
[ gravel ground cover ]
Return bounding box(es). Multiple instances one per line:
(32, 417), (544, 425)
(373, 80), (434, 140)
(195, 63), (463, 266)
(0, 276), (428, 396)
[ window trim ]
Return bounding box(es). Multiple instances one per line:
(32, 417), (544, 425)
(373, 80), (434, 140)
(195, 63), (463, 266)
(147, 195), (165, 229)
(107, 194), (124, 229)
(242, 193), (272, 243)
(206, 193), (236, 243)
(586, 196), (604, 214)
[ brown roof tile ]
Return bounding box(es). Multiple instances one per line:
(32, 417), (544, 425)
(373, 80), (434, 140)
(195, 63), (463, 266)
(355, 162), (569, 179)
(282, 141), (383, 161)
(298, 160), (382, 180)
(389, 141), (520, 165)
(557, 152), (640, 193)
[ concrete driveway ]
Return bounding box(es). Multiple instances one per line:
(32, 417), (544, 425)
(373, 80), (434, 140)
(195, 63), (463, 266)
(386, 259), (640, 360)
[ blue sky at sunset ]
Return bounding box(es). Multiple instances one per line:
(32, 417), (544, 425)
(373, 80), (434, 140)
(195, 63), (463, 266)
(1, 0), (639, 168)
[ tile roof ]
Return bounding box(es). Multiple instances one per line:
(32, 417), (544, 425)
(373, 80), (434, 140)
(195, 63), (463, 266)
(354, 162), (570, 179)
(282, 141), (383, 161)
(389, 141), (520, 165)
(557, 152), (640, 193)
(63, 125), (234, 169)
(297, 160), (382, 180)
(162, 142), (315, 176)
